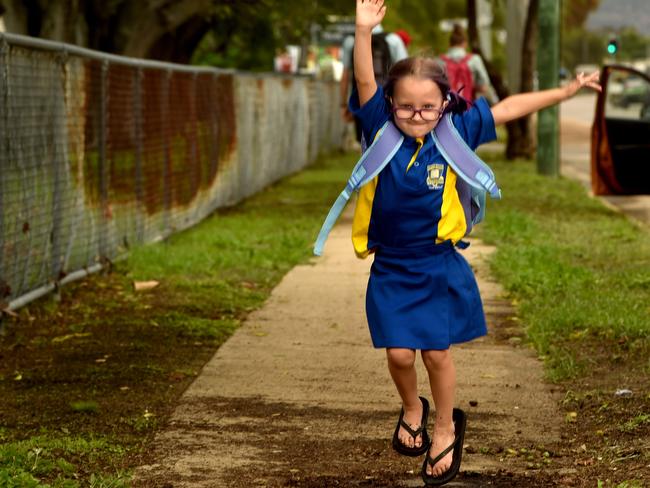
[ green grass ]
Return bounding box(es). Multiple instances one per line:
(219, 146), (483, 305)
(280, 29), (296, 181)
(478, 154), (650, 380)
(0, 435), (129, 487)
(123, 151), (356, 336)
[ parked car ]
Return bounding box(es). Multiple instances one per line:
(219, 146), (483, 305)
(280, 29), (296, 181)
(591, 65), (650, 195)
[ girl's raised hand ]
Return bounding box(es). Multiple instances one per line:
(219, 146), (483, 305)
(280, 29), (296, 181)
(565, 70), (602, 98)
(356, 0), (386, 31)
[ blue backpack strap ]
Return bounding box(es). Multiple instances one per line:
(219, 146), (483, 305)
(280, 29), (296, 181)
(431, 113), (501, 199)
(313, 121), (404, 256)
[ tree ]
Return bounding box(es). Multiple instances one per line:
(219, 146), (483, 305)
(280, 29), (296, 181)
(192, 0), (353, 71)
(0, 0), (260, 63)
(467, 0), (537, 159)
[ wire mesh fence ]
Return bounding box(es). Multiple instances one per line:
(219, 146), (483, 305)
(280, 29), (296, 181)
(0, 33), (343, 314)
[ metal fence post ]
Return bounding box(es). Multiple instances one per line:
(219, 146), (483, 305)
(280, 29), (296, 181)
(209, 73), (219, 180)
(162, 70), (171, 235)
(134, 67), (144, 244)
(50, 48), (69, 298)
(98, 59), (109, 262)
(0, 38), (8, 330)
(191, 72), (199, 198)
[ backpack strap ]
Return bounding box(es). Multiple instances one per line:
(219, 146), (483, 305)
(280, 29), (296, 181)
(314, 115), (501, 256)
(431, 113), (501, 199)
(313, 121), (403, 256)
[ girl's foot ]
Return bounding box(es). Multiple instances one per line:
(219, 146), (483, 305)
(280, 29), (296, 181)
(397, 398), (424, 448)
(425, 423), (455, 477)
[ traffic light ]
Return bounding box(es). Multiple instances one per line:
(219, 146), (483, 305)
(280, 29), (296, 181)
(607, 37), (618, 55)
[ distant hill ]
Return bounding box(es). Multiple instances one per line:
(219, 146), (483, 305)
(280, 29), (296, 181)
(586, 0), (650, 34)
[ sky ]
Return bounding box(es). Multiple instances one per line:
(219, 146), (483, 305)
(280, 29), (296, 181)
(586, 0), (650, 34)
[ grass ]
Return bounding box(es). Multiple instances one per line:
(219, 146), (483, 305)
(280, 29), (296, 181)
(477, 154), (650, 380)
(0, 435), (129, 487)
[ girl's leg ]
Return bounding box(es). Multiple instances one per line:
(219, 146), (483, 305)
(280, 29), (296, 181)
(386, 348), (424, 448)
(421, 348), (456, 477)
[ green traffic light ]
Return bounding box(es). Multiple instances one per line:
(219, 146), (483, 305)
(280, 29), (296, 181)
(607, 38), (618, 55)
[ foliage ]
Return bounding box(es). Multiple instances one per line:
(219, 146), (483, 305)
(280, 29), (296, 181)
(561, 28), (608, 71)
(193, 0), (353, 70)
(0, 435), (129, 487)
(562, 25), (650, 71)
(563, 0), (601, 30)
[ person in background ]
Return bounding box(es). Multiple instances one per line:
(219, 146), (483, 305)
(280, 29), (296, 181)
(439, 24), (495, 103)
(340, 24), (408, 143)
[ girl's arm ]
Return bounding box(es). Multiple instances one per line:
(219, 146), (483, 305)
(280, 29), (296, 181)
(490, 71), (601, 126)
(354, 0), (387, 106)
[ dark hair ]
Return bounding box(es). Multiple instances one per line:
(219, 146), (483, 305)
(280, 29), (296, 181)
(449, 24), (467, 47)
(383, 57), (469, 114)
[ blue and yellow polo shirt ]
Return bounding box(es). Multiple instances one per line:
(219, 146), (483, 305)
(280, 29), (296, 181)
(349, 86), (496, 258)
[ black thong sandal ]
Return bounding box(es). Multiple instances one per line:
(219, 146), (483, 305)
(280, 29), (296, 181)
(391, 396), (431, 457)
(421, 407), (467, 486)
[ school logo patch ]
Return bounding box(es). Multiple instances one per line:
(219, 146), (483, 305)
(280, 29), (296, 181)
(426, 163), (445, 190)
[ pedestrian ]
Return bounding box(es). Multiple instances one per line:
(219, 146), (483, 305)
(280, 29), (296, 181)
(343, 0), (601, 485)
(439, 23), (493, 103)
(340, 23), (408, 144)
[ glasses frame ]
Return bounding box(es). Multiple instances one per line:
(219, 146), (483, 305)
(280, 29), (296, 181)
(391, 104), (445, 121)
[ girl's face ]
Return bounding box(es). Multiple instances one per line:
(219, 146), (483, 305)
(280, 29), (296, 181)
(390, 76), (448, 139)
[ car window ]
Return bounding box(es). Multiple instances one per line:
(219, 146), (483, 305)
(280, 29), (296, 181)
(605, 70), (650, 121)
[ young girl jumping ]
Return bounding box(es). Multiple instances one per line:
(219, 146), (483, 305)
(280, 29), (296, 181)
(347, 0), (601, 485)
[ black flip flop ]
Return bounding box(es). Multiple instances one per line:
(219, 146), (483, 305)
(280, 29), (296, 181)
(391, 396), (431, 457)
(421, 407), (467, 486)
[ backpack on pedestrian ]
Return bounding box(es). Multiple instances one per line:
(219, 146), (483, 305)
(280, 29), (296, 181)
(441, 54), (475, 100)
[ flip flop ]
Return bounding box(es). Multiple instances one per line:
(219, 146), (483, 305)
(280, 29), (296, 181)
(421, 407), (467, 486)
(391, 396), (431, 457)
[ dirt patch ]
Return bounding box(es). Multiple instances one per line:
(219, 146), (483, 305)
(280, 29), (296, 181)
(0, 270), (221, 482)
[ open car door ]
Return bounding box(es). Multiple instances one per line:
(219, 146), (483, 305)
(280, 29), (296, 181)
(591, 65), (650, 195)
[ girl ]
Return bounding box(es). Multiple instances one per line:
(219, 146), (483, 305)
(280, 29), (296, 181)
(349, 0), (600, 485)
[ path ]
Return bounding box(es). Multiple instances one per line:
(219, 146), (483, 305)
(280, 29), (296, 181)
(134, 208), (562, 487)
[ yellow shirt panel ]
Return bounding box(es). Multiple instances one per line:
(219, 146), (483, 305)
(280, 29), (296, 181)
(436, 167), (467, 244)
(351, 176), (378, 259)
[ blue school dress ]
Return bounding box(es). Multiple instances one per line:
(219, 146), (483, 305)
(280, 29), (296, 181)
(349, 86), (497, 350)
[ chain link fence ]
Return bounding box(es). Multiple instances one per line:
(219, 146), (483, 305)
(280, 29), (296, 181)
(0, 33), (343, 315)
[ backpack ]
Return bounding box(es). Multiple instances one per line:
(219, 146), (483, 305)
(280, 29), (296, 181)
(313, 115), (501, 256)
(351, 33), (393, 87)
(441, 54), (475, 100)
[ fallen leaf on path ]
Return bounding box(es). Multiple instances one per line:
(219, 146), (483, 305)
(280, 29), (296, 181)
(133, 280), (160, 291)
(51, 332), (92, 344)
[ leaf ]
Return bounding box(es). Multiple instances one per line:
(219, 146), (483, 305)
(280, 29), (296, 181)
(133, 280), (160, 291)
(51, 332), (91, 344)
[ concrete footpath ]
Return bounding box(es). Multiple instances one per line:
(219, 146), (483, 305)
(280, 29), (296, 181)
(134, 209), (562, 487)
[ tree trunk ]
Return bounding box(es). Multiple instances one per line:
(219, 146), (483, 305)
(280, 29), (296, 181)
(506, 0), (537, 160)
(467, 0), (538, 160)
